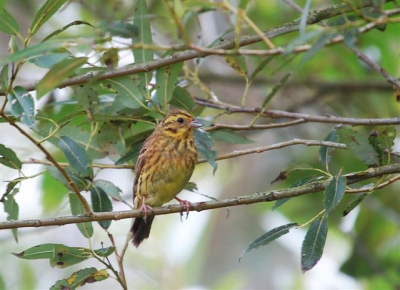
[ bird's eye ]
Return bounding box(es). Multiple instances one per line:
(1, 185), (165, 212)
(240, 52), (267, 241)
(177, 118), (184, 123)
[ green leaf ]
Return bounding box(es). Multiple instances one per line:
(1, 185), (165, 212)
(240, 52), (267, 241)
(51, 268), (108, 290)
(324, 174), (346, 215)
(4, 192), (19, 242)
(284, 30), (321, 55)
(272, 176), (319, 211)
(13, 244), (55, 260)
(337, 127), (379, 167)
(50, 244), (92, 268)
(69, 193), (93, 238)
(0, 7), (20, 35)
(98, 76), (145, 109)
(155, 62), (184, 109)
(36, 57), (87, 98)
(7, 86), (36, 128)
(195, 129), (218, 174)
(0, 41), (62, 66)
(239, 223), (298, 261)
(224, 55), (247, 77)
(0, 65), (8, 91)
(29, 52), (70, 68)
(46, 165), (89, 191)
(30, 0), (67, 35)
(0, 144), (22, 169)
(319, 128), (339, 166)
(93, 180), (122, 201)
(299, 0), (312, 35)
(90, 186), (113, 230)
(270, 163), (314, 184)
(41, 169), (68, 213)
(116, 141), (143, 165)
(301, 217), (328, 272)
(97, 122), (125, 162)
(262, 73), (291, 107)
(59, 136), (93, 178)
(210, 129), (255, 144)
(301, 33), (336, 65)
(133, 0), (154, 88)
(343, 193), (368, 217)
(98, 21), (138, 38)
(372, 126), (397, 165)
(170, 86), (197, 111)
(94, 246), (116, 257)
(249, 55), (274, 81)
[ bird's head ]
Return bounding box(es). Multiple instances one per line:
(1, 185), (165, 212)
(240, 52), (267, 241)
(160, 109), (202, 139)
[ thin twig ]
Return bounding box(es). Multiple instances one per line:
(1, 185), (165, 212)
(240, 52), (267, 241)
(0, 163), (398, 230)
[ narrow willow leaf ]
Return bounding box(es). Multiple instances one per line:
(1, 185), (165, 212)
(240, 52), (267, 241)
(13, 244), (59, 260)
(0, 65), (8, 91)
(299, 0), (312, 35)
(301, 217), (328, 272)
(272, 176), (319, 211)
(319, 128), (339, 166)
(224, 55), (247, 77)
(156, 62), (184, 110)
(7, 86), (35, 128)
(170, 86), (196, 111)
(98, 76), (144, 109)
(30, 0), (67, 35)
(90, 186), (113, 230)
(324, 174), (346, 215)
(36, 57), (87, 98)
(46, 165), (89, 191)
(0, 7), (20, 35)
(4, 192), (19, 242)
(93, 180), (122, 201)
(29, 52), (70, 68)
(94, 247), (116, 257)
(270, 163), (314, 184)
(249, 56), (274, 81)
(262, 73), (291, 107)
(210, 129), (255, 144)
(116, 141), (143, 165)
(0, 144), (22, 169)
(50, 268), (108, 290)
(343, 193), (368, 217)
(69, 193), (93, 238)
(59, 136), (93, 178)
(41, 170), (67, 212)
(0, 41), (61, 66)
(301, 33), (334, 65)
(133, 0), (153, 88)
(376, 126), (396, 163)
(195, 129), (218, 174)
(239, 223), (298, 261)
(98, 21), (138, 38)
(97, 122), (125, 162)
(50, 244), (92, 268)
(337, 127), (379, 167)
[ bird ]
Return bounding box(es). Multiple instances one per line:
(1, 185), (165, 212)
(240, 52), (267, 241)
(131, 109), (202, 247)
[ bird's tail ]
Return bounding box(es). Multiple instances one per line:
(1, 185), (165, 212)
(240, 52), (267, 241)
(131, 216), (155, 247)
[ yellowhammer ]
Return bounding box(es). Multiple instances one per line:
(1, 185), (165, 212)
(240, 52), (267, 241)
(131, 109), (202, 247)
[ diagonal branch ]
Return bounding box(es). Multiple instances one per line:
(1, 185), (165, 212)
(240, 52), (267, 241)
(0, 163), (399, 230)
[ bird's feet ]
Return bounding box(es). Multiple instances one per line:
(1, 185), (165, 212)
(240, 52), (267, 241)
(139, 197), (153, 223)
(175, 197), (192, 220)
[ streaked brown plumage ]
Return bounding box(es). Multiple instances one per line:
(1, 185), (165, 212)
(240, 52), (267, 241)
(131, 109), (202, 247)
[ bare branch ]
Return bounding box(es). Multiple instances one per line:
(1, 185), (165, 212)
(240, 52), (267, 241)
(1, 163), (398, 230)
(195, 98), (400, 126)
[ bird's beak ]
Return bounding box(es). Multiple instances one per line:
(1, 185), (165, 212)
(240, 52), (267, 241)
(190, 119), (203, 128)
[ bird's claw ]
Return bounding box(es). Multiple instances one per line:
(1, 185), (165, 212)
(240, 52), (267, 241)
(175, 197), (192, 221)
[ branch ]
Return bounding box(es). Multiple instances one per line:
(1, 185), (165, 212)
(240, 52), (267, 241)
(195, 98), (400, 126)
(1, 163), (399, 230)
(0, 1), (385, 95)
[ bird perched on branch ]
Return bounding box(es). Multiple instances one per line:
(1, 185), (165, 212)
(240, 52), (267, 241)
(131, 109), (202, 247)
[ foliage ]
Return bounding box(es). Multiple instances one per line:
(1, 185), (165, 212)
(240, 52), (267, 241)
(0, 0), (399, 289)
